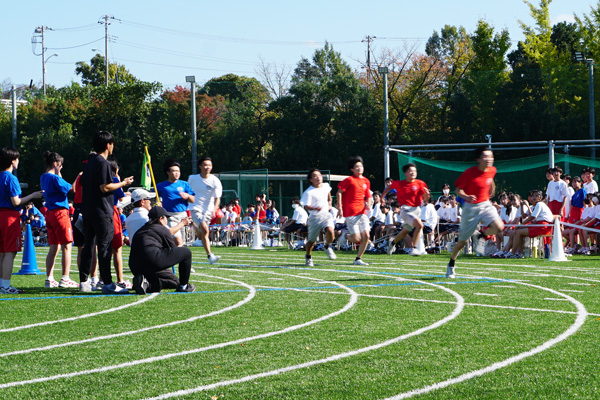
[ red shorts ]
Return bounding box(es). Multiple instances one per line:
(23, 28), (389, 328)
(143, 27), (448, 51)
(111, 206), (123, 249)
(527, 221), (553, 237)
(0, 209), (21, 253)
(46, 208), (73, 245)
(568, 207), (583, 224)
(548, 200), (563, 216)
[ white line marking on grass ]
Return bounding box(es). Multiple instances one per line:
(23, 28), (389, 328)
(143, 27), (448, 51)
(413, 288), (434, 292)
(560, 290), (584, 293)
(473, 293), (499, 297)
(567, 283), (593, 286)
(0, 270), (360, 389)
(140, 272), (465, 400)
(492, 285), (516, 289)
(0, 275), (257, 358)
(544, 298), (570, 301)
(0, 294), (157, 333)
(384, 278), (588, 400)
(267, 278), (285, 281)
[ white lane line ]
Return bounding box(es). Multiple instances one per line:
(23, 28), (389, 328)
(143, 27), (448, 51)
(413, 288), (434, 292)
(544, 298), (570, 301)
(560, 289), (584, 293)
(267, 278), (285, 281)
(0, 270), (360, 389)
(384, 278), (588, 400)
(0, 275), (257, 358)
(141, 272), (465, 400)
(567, 283), (592, 286)
(492, 286), (516, 289)
(473, 293), (499, 297)
(0, 294), (157, 333)
(338, 276), (358, 278)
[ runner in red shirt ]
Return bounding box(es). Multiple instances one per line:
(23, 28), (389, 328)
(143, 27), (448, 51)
(381, 163), (430, 256)
(446, 146), (504, 278)
(336, 156), (372, 265)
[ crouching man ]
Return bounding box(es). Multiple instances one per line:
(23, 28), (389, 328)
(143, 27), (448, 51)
(129, 206), (195, 294)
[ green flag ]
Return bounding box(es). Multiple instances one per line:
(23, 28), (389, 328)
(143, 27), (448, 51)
(141, 152), (152, 190)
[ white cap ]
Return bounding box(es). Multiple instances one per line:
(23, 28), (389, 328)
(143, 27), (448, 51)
(131, 189), (156, 204)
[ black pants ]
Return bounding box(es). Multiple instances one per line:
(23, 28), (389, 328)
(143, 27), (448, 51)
(134, 247), (192, 292)
(79, 215), (114, 284)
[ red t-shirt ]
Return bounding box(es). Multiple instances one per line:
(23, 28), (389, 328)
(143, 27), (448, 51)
(338, 175), (371, 217)
(210, 208), (225, 225)
(390, 179), (428, 207)
(73, 174), (83, 205)
(455, 166), (496, 204)
(233, 204), (242, 216)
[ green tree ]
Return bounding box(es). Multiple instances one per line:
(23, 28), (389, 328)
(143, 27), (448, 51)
(75, 55), (138, 86)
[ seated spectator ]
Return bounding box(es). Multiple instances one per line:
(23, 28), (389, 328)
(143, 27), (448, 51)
(421, 197), (438, 246)
(265, 199), (280, 225)
(125, 189), (156, 243)
(280, 198), (308, 248)
(129, 206), (195, 294)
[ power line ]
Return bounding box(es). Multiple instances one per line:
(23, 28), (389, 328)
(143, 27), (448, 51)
(115, 57), (255, 74)
(48, 38), (104, 50)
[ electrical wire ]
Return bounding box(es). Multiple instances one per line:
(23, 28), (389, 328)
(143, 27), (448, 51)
(114, 57), (255, 74)
(52, 24), (102, 32)
(48, 38), (104, 50)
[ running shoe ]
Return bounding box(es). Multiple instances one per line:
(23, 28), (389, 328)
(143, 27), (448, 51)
(408, 248), (421, 256)
(0, 286), (24, 294)
(176, 283), (196, 293)
(101, 282), (129, 294)
(79, 280), (93, 292)
(208, 254), (221, 264)
(353, 259), (369, 266)
(117, 280), (133, 290)
(386, 241), (396, 255)
(445, 264), (456, 279)
(45, 279), (59, 288)
(305, 256), (314, 267)
(325, 246), (337, 260)
(58, 278), (79, 288)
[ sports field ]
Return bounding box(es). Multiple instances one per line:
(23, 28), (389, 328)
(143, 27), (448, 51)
(1, 246), (599, 399)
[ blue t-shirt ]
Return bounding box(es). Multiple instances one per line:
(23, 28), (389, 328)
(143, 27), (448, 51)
(120, 213), (128, 236)
(571, 188), (587, 209)
(41, 173), (72, 210)
(156, 180), (195, 213)
(113, 177), (125, 206)
(0, 171), (22, 211)
(21, 206), (45, 224)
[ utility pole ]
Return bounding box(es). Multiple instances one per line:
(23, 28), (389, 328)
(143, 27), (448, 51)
(99, 15), (115, 87)
(378, 67), (389, 180)
(11, 86), (17, 149)
(33, 26), (53, 96)
(362, 35), (376, 81)
(186, 76), (198, 174)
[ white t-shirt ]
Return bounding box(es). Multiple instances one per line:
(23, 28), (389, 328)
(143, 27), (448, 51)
(584, 180), (598, 194)
(531, 202), (554, 223)
(437, 206), (448, 221)
(384, 211), (395, 226)
(445, 205), (460, 222)
(331, 206), (345, 224)
(421, 203), (438, 230)
(291, 205), (308, 225)
(300, 183), (331, 216)
(188, 174), (223, 214)
(582, 206), (595, 220)
(500, 205), (517, 224)
(223, 211), (237, 224)
(125, 207), (149, 243)
(371, 203), (385, 223)
(546, 180), (569, 202)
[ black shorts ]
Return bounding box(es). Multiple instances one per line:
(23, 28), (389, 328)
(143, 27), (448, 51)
(283, 222), (307, 234)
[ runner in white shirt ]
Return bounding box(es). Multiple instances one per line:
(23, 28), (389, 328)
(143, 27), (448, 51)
(300, 169), (337, 265)
(188, 157), (222, 264)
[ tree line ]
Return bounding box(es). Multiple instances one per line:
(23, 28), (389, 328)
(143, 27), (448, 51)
(1, 0), (600, 190)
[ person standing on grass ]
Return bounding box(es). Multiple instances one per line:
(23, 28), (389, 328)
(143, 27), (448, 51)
(446, 146), (504, 278)
(336, 156), (372, 266)
(157, 159), (195, 247)
(188, 156), (222, 264)
(301, 168), (337, 266)
(108, 159), (132, 290)
(79, 131), (134, 293)
(381, 163), (430, 256)
(0, 147), (44, 294)
(40, 151), (78, 289)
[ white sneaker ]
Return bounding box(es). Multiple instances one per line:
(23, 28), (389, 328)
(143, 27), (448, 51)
(386, 241), (396, 255)
(45, 279), (59, 288)
(305, 256), (314, 267)
(0, 286), (23, 294)
(59, 278), (79, 288)
(353, 259), (369, 266)
(409, 248), (421, 257)
(325, 246), (337, 260)
(79, 280), (93, 292)
(101, 282), (129, 294)
(208, 254), (221, 264)
(445, 264), (456, 279)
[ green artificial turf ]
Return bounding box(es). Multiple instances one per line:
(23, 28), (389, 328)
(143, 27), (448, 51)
(0, 246), (598, 399)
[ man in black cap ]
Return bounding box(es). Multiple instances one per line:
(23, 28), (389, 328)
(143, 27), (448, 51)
(129, 206), (195, 294)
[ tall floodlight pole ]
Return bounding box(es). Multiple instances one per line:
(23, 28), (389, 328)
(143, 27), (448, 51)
(11, 86), (17, 149)
(378, 67), (390, 180)
(186, 76), (197, 174)
(575, 52), (596, 158)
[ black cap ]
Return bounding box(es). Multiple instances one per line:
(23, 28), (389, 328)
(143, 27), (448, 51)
(148, 206), (168, 220)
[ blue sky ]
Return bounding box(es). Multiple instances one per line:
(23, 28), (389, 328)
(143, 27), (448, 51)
(1, 0), (596, 90)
